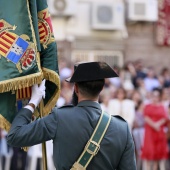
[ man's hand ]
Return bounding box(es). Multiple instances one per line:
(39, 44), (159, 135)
(29, 80), (46, 108)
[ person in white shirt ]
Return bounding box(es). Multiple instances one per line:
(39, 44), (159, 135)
(100, 88), (111, 113)
(107, 87), (135, 130)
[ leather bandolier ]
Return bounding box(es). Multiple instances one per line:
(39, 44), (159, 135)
(70, 111), (111, 170)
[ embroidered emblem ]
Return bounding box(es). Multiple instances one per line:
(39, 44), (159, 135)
(7, 37), (29, 64)
(38, 8), (55, 49)
(0, 19), (36, 73)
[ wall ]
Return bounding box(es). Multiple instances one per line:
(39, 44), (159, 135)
(125, 22), (170, 72)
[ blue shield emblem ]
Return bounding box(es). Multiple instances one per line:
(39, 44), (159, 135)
(6, 37), (29, 64)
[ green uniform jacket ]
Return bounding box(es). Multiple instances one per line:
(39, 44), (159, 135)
(7, 101), (136, 170)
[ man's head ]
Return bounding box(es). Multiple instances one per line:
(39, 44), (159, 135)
(66, 62), (118, 105)
(76, 79), (105, 98)
(72, 79), (105, 105)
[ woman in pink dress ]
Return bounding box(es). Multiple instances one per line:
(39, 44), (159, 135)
(142, 88), (168, 170)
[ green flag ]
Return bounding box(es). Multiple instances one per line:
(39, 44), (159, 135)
(0, 0), (60, 131)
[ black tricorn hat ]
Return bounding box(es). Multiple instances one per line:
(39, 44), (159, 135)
(66, 61), (118, 83)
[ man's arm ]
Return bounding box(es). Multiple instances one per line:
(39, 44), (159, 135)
(7, 80), (59, 147)
(117, 125), (136, 170)
(7, 107), (58, 147)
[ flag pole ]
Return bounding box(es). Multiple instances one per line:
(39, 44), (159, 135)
(39, 100), (48, 170)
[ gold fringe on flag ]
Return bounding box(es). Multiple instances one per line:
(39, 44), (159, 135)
(42, 67), (60, 115)
(0, 72), (43, 93)
(0, 114), (11, 132)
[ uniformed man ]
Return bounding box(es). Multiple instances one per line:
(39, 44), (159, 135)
(7, 62), (136, 170)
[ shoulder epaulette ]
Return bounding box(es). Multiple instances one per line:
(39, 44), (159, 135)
(58, 104), (74, 109)
(112, 115), (126, 122)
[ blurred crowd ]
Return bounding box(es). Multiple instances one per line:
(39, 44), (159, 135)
(1, 58), (170, 170)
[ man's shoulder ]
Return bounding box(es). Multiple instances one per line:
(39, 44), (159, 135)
(52, 104), (74, 113)
(105, 115), (129, 143)
(111, 115), (127, 125)
(58, 104), (74, 109)
(110, 115), (128, 131)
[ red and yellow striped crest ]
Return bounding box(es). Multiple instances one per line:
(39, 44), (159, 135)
(38, 22), (48, 43)
(38, 8), (55, 48)
(0, 32), (17, 57)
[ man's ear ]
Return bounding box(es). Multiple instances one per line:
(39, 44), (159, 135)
(74, 83), (79, 94)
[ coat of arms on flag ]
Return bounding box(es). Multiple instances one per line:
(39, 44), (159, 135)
(0, 20), (36, 73)
(0, 0), (60, 131)
(38, 8), (55, 49)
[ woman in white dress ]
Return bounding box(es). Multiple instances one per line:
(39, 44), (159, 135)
(107, 87), (135, 130)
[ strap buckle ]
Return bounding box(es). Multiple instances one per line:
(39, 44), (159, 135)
(85, 140), (100, 156)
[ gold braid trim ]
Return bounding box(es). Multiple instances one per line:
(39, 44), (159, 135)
(0, 72), (43, 93)
(0, 114), (11, 132)
(26, 0), (38, 56)
(42, 67), (60, 115)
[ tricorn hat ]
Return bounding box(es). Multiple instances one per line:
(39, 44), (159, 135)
(66, 61), (118, 83)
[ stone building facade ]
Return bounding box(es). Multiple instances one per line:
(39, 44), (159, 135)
(125, 22), (170, 72)
(48, 0), (170, 72)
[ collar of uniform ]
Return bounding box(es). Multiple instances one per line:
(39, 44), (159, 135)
(77, 100), (102, 110)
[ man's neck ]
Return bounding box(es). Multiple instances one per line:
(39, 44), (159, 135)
(78, 96), (98, 103)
